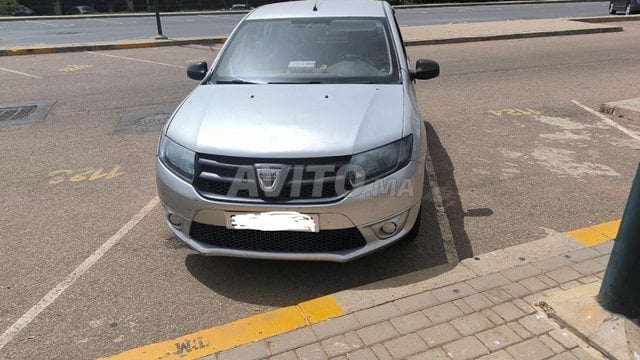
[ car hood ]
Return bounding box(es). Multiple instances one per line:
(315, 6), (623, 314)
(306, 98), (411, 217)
(166, 84), (405, 158)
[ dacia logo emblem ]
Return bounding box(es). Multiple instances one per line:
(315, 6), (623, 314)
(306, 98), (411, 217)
(255, 165), (283, 192)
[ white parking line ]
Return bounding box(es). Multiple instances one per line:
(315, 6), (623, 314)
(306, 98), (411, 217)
(25, 20), (58, 27)
(572, 100), (640, 143)
(87, 18), (124, 25)
(85, 51), (184, 68)
(0, 196), (159, 351)
(0, 66), (42, 79)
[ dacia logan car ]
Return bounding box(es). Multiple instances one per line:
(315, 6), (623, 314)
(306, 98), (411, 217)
(156, 0), (440, 262)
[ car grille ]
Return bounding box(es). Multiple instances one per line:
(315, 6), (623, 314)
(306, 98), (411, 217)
(193, 154), (353, 203)
(189, 222), (366, 253)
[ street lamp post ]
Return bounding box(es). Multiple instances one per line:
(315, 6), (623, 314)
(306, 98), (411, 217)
(153, 0), (167, 40)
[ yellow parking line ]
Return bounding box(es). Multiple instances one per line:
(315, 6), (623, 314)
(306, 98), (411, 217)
(566, 219), (620, 246)
(99, 295), (343, 360)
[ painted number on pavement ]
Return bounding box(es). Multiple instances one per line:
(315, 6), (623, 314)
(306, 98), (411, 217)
(59, 64), (93, 73)
(488, 108), (541, 117)
(48, 166), (124, 184)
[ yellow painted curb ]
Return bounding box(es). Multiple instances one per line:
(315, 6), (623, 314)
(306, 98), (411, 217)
(566, 219), (620, 246)
(98, 295), (343, 360)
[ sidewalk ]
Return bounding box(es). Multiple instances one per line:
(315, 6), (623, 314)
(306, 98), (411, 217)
(203, 233), (637, 360)
(0, 17), (626, 56)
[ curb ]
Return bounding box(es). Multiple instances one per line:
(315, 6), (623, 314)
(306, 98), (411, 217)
(99, 220), (619, 360)
(600, 98), (640, 122)
(0, 0), (607, 22)
(0, 37), (227, 56)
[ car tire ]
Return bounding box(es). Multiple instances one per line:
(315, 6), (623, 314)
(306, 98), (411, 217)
(403, 208), (422, 241)
(609, 1), (617, 14)
(626, 3), (631, 14)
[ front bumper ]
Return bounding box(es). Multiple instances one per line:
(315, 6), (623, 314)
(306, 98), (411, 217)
(156, 158), (424, 262)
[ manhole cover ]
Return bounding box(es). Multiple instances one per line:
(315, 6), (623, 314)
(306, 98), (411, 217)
(115, 106), (175, 134)
(0, 101), (55, 126)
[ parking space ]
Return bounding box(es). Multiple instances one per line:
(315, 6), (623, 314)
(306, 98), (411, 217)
(1, 24), (639, 359)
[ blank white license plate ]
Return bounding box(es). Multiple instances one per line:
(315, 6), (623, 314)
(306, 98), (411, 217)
(225, 211), (319, 232)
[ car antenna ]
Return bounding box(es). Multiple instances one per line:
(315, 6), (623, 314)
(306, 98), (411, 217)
(313, 0), (318, 11)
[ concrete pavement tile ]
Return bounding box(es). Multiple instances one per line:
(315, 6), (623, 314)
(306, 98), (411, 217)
(432, 282), (476, 302)
(501, 282), (531, 298)
(423, 302), (464, 324)
(507, 321), (533, 340)
(450, 313), (494, 336)
(476, 325), (522, 351)
(320, 332), (363, 357)
(537, 274), (559, 287)
(577, 275), (599, 284)
(390, 311), (432, 334)
(354, 302), (402, 326)
(407, 348), (450, 360)
(548, 329), (577, 350)
(267, 327), (318, 355)
(442, 336), (490, 360)
(270, 351), (298, 360)
(393, 291), (440, 314)
(563, 248), (601, 263)
(500, 263), (540, 282)
(217, 340), (269, 360)
(463, 293), (495, 311)
(453, 298), (474, 315)
(482, 308), (506, 326)
(539, 334), (564, 354)
(312, 314), (362, 340)
(417, 323), (462, 347)
(571, 259), (605, 276)
(493, 302), (527, 322)
(593, 255), (610, 266)
(483, 288), (514, 304)
(559, 280), (582, 290)
(512, 299), (536, 315)
(371, 344), (393, 360)
(542, 287), (564, 297)
(346, 348), (378, 360)
(296, 343), (328, 360)
(467, 273), (511, 292)
(532, 256), (573, 272)
(356, 321), (399, 346)
(570, 348), (599, 360)
(518, 314), (554, 336)
(506, 338), (554, 360)
(549, 353), (579, 360)
(478, 350), (516, 359)
(383, 333), (428, 359)
(591, 241), (614, 255)
(545, 267), (582, 284)
(520, 277), (550, 292)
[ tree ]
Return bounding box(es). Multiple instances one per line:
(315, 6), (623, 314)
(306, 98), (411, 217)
(0, 0), (17, 15)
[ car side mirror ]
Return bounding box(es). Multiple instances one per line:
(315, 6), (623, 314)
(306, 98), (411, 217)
(187, 62), (208, 81)
(411, 59), (439, 80)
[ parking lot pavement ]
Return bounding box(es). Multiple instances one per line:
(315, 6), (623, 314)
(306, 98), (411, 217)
(1, 23), (639, 359)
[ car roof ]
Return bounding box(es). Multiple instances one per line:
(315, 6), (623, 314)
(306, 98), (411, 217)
(246, 0), (388, 20)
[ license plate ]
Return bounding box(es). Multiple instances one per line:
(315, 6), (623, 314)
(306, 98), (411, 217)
(225, 211), (319, 232)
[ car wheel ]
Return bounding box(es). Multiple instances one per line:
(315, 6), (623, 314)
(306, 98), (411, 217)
(626, 3), (631, 14)
(609, 1), (617, 14)
(403, 208), (422, 241)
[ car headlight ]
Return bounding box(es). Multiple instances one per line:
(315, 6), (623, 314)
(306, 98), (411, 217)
(158, 133), (195, 181)
(350, 135), (413, 182)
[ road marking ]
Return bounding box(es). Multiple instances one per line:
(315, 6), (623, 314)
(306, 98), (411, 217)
(572, 100), (640, 143)
(0, 66), (42, 79)
(488, 108), (541, 117)
(0, 196), (160, 352)
(99, 295), (343, 360)
(566, 219), (620, 246)
(85, 51), (184, 68)
(87, 18), (124, 25)
(59, 64), (93, 72)
(48, 166), (124, 184)
(26, 20), (58, 27)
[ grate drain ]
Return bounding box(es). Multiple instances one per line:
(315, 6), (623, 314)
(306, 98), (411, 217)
(0, 101), (55, 126)
(115, 106), (175, 134)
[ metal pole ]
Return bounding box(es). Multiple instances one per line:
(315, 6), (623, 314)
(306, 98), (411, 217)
(153, 0), (167, 39)
(598, 163), (640, 317)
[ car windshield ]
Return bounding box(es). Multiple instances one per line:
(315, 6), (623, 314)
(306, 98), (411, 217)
(211, 17), (400, 84)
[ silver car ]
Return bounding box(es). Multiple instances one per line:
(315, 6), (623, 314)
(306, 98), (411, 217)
(156, 0), (440, 262)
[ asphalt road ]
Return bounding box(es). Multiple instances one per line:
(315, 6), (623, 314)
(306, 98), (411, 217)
(1, 22), (639, 359)
(0, 1), (610, 47)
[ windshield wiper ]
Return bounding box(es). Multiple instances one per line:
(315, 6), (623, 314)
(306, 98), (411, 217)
(267, 80), (323, 84)
(214, 79), (258, 84)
